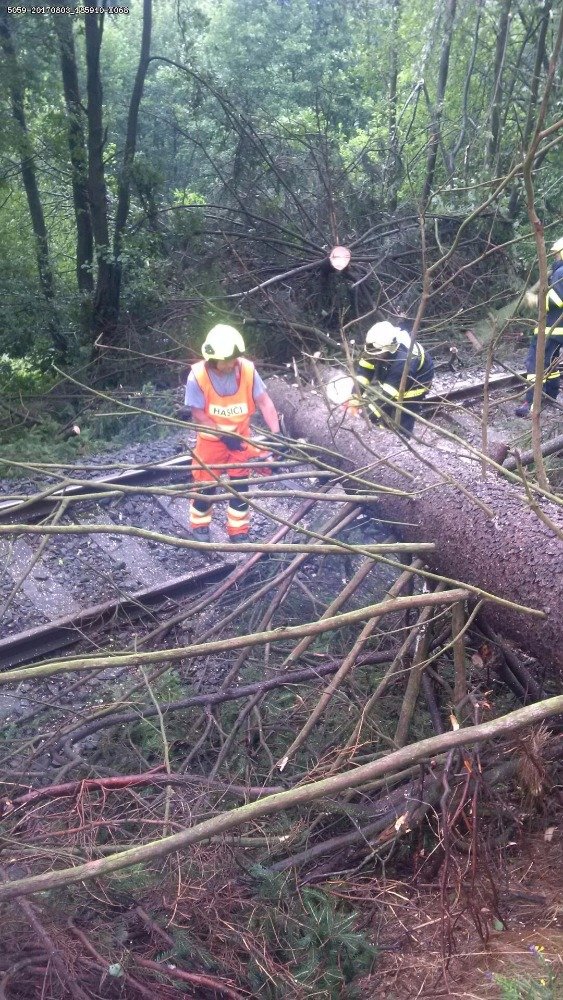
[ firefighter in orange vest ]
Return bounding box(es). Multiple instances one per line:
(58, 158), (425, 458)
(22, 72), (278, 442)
(185, 324), (283, 541)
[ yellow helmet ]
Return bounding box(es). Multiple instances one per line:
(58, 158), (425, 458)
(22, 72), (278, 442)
(364, 321), (401, 356)
(550, 237), (563, 258)
(201, 324), (246, 361)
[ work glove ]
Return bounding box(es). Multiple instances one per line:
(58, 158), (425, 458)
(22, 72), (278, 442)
(219, 433), (245, 451)
(343, 397), (362, 416)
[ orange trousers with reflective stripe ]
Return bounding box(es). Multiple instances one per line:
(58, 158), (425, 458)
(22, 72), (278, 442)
(190, 435), (271, 537)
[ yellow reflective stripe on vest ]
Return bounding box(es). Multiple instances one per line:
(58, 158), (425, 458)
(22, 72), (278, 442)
(356, 374), (371, 388)
(526, 371), (560, 383)
(533, 326), (563, 336)
(403, 385), (428, 398)
(358, 358), (376, 371)
(380, 382), (428, 400)
(547, 287), (563, 308)
(380, 382), (400, 399)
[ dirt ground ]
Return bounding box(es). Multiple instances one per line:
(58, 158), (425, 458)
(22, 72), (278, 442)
(357, 823), (562, 998)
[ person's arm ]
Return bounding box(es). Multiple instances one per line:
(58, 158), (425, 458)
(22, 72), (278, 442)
(190, 407), (219, 431)
(255, 391), (280, 434)
(355, 354), (376, 390)
(547, 263), (563, 308)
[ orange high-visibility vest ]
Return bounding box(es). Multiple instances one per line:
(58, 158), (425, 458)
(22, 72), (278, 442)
(191, 358), (256, 438)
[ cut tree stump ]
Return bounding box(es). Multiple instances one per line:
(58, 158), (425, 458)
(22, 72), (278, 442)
(266, 379), (563, 677)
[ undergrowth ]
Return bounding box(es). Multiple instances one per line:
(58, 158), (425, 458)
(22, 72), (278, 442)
(0, 383), (179, 475)
(246, 864), (378, 997)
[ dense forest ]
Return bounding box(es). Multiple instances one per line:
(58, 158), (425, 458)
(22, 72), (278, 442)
(0, 0), (562, 375)
(0, 3), (562, 999)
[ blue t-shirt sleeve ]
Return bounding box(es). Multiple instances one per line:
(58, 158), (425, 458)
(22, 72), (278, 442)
(252, 369), (267, 400)
(550, 262), (563, 304)
(184, 371), (205, 409)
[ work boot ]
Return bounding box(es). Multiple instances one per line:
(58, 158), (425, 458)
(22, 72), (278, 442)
(190, 526), (211, 542)
(514, 401), (531, 417)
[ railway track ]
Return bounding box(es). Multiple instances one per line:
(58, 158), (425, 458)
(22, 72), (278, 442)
(0, 368), (558, 677)
(0, 453), (193, 524)
(0, 562), (235, 671)
(0, 445), (353, 673)
(426, 368), (524, 403)
(0, 450), (230, 660)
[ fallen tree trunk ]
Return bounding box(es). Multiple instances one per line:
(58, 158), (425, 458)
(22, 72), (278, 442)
(267, 380), (563, 675)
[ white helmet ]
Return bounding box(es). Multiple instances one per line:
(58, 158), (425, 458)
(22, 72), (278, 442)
(550, 237), (563, 258)
(364, 321), (401, 356)
(201, 324), (246, 361)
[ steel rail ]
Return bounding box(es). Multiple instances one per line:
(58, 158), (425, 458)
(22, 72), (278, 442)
(426, 370), (524, 403)
(0, 455), (193, 524)
(0, 562), (235, 671)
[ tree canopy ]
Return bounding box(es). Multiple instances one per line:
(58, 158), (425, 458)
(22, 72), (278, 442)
(0, 0), (561, 366)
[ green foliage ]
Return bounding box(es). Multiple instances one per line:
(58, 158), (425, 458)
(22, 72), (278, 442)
(91, 384), (177, 445)
(106, 863), (158, 896)
(0, 353), (56, 394)
(157, 928), (221, 974)
(0, 382), (178, 475)
(247, 864), (377, 997)
(126, 669), (190, 764)
(493, 970), (560, 1000)
(1, 0), (563, 368)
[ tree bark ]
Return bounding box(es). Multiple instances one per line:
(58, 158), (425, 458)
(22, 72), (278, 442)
(84, 11), (115, 336)
(85, 1), (152, 347)
(421, 0), (457, 206)
(54, 16), (94, 297)
(266, 379), (563, 675)
(110, 0), (153, 336)
(485, 0), (512, 173)
(386, 0), (401, 212)
(508, 0), (552, 217)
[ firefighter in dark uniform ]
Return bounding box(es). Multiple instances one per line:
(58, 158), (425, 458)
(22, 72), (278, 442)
(515, 236), (563, 416)
(345, 321), (434, 437)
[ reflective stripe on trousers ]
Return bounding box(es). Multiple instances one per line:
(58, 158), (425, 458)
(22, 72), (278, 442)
(524, 333), (563, 405)
(190, 435), (261, 533)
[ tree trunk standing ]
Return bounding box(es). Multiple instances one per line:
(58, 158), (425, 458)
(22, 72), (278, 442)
(0, 12), (66, 359)
(507, 0), (552, 217)
(485, 0), (512, 174)
(444, 0), (483, 180)
(85, 3), (153, 351)
(266, 380), (563, 676)
(84, 11), (116, 339)
(110, 0), (153, 333)
(386, 0), (401, 213)
(421, 0), (457, 207)
(54, 17), (94, 298)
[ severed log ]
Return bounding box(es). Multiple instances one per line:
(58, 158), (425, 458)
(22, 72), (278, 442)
(266, 380), (563, 676)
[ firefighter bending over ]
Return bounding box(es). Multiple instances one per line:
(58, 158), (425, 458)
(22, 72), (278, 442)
(185, 324), (283, 541)
(515, 236), (563, 417)
(345, 322), (434, 437)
